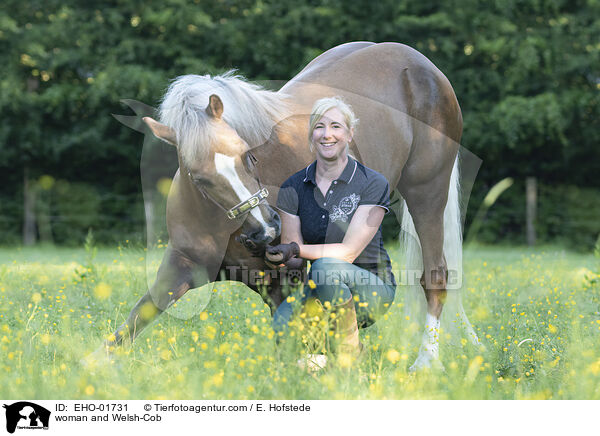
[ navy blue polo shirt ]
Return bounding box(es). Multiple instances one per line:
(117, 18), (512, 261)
(277, 156), (396, 286)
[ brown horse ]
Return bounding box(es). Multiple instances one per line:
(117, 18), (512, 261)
(92, 41), (479, 371)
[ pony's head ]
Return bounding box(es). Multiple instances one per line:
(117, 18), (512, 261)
(143, 93), (280, 247)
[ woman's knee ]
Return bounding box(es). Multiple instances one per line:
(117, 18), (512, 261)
(307, 258), (353, 303)
(309, 257), (340, 273)
(309, 257), (345, 287)
(370, 286), (396, 307)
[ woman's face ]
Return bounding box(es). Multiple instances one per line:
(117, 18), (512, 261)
(311, 107), (353, 162)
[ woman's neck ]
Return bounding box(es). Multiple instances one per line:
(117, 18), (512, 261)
(316, 154), (349, 182)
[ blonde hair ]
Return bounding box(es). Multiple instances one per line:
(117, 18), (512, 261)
(308, 97), (358, 150)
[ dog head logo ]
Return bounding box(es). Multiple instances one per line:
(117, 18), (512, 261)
(3, 402), (50, 434)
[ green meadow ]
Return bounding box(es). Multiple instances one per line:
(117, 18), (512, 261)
(1, 243), (599, 399)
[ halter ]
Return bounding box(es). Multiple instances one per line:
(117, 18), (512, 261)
(188, 151), (269, 220)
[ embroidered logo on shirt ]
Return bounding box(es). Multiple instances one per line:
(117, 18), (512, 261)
(330, 193), (360, 222)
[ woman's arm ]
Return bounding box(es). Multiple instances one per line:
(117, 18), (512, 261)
(277, 211), (305, 270)
(272, 205), (385, 264)
(298, 205), (385, 263)
(279, 211), (303, 245)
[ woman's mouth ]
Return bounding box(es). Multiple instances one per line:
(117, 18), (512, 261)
(320, 142), (337, 148)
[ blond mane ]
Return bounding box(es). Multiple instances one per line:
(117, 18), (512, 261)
(159, 71), (289, 167)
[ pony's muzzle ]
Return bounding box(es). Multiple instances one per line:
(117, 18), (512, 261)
(244, 206), (280, 246)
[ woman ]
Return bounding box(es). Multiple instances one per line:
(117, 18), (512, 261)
(266, 96), (396, 363)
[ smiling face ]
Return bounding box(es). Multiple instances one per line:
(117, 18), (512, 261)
(310, 107), (353, 162)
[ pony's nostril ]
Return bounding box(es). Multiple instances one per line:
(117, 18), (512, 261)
(248, 226), (276, 243)
(247, 230), (260, 241)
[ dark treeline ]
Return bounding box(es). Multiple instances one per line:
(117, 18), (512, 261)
(0, 0), (598, 248)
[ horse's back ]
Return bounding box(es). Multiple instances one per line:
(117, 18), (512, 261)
(292, 41), (376, 81)
(284, 42), (461, 142)
(281, 42), (462, 185)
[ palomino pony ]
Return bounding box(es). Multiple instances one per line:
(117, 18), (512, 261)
(99, 42), (479, 371)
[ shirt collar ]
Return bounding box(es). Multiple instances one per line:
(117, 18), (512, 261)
(303, 156), (358, 184)
(338, 156), (358, 183)
(303, 160), (317, 184)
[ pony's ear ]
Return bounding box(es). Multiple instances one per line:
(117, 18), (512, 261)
(205, 94), (224, 119)
(142, 117), (177, 146)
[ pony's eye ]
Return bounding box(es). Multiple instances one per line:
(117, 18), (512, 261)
(190, 174), (213, 187)
(244, 151), (258, 171)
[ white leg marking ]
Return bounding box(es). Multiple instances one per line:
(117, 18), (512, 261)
(214, 153), (275, 236)
(409, 313), (442, 372)
(422, 313), (440, 356)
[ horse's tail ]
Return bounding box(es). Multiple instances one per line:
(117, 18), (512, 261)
(400, 156), (480, 345)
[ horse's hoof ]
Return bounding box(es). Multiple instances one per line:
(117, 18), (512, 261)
(80, 345), (114, 371)
(409, 360), (444, 373)
(409, 352), (444, 373)
(408, 358), (428, 373)
(297, 354), (328, 372)
(468, 333), (482, 347)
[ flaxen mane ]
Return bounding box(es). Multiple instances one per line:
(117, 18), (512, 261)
(159, 71), (289, 167)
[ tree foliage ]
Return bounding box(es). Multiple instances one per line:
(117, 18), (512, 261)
(0, 0), (598, 244)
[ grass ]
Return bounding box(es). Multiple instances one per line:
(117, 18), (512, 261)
(0, 242), (599, 399)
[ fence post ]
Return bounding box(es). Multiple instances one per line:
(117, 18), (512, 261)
(23, 166), (37, 245)
(526, 177), (537, 246)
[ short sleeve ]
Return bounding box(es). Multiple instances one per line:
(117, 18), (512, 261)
(276, 177), (300, 216)
(358, 172), (391, 212)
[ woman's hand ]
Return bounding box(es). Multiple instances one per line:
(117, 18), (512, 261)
(283, 257), (304, 271)
(265, 242), (300, 268)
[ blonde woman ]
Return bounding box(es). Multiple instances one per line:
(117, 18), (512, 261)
(266, 97), (396, 364)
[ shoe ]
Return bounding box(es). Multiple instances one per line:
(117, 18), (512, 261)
(297, 353), (328, 372)
(330, 297), (363, 361)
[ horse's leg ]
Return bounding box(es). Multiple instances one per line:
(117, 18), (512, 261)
(401, 180), (450, 372)
(219, 256), (291, 316)
(85, 247), (195, 364)
(261, 258), (306, 314)
(220, 232), (304, 315)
